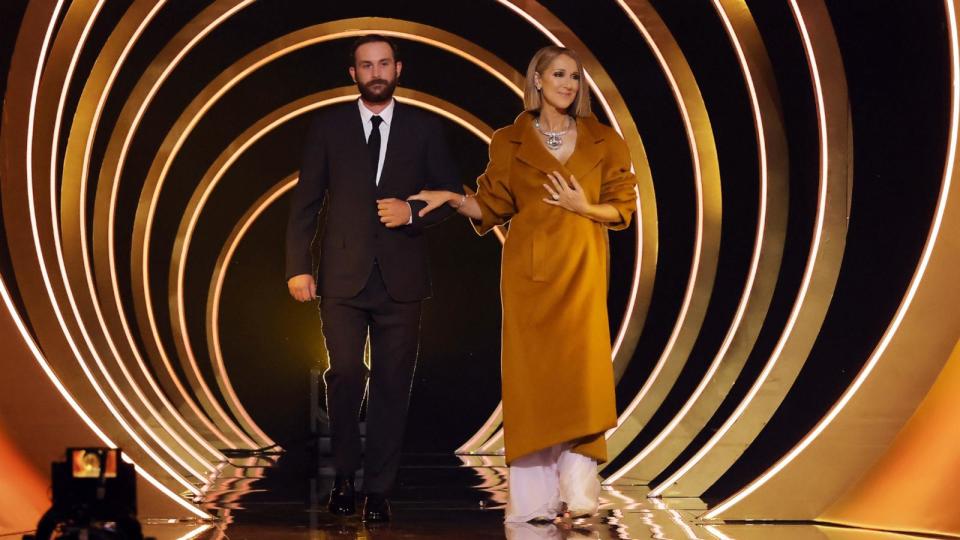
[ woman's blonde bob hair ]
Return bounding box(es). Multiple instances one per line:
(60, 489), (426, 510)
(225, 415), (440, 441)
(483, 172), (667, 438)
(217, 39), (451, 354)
(523, 46), (592, 118)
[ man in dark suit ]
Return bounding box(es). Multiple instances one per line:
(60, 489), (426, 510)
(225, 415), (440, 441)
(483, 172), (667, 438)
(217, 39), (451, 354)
(285, 34), (461, 522)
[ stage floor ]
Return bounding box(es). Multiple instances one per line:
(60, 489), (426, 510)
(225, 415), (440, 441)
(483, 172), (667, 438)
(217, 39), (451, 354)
(131, 450), (936, 540)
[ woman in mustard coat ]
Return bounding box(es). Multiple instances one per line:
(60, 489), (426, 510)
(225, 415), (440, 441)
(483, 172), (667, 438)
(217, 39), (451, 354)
(408, 46), (637, 522)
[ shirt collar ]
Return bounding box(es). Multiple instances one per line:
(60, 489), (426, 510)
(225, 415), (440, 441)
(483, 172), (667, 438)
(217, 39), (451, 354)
(358, 97), (395, 126)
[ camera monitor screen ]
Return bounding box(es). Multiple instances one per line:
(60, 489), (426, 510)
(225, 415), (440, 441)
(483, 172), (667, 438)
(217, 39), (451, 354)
(69, 448), (118, 479)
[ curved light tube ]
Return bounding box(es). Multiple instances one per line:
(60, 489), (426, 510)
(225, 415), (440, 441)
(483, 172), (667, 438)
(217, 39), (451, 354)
(654, 0), (850, 499)
(42, 0), (213, 482)
(24, 0), (202, 496)
(606, 0), (788, 485)
(703, 0), (959, 519)
(59, 0), (225, 464)
(93, 0), (260, 449)
(3, 0), (212, 515)
(598, 0), (720, 470)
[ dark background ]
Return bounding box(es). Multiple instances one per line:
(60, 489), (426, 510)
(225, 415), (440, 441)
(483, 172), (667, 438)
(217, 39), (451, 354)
(0, 0), (949, 501)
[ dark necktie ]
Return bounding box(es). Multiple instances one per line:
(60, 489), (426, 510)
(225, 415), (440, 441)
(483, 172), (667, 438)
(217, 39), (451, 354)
(368, 115), (383, 180)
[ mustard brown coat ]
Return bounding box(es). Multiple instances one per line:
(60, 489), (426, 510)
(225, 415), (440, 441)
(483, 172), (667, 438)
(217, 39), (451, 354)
(471, 112), (638, 464)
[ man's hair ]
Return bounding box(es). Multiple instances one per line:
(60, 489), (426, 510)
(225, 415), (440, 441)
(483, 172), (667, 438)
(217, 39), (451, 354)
(350, 34), (399, 66)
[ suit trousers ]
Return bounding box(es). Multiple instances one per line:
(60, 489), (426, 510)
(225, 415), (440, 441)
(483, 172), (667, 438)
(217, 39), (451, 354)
(319, 262), (421, 494)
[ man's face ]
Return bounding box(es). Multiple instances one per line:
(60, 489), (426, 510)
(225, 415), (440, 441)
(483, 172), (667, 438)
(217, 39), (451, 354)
(349, 41), (402, 104)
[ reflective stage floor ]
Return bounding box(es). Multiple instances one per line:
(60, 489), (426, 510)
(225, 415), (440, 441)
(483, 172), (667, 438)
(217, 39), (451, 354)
(132, 449), (940, 540)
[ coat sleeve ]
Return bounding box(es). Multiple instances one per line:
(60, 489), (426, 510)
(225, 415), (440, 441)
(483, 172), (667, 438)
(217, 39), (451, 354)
(599, 132), (638, 231)
(285, 113), (328, 279)
(470, 131), (517, 236)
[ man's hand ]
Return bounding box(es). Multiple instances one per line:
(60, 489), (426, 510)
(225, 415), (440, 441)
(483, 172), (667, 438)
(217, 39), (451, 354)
(288, 274), (317, 302)
(376, 198), (412, 228)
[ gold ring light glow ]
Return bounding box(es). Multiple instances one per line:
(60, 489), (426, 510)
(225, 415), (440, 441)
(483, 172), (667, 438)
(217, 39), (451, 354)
(54, 2), (217, 482)
(24, 0), (211, 497)
(1, 0), (213, 517)
(604, 0), (790, 485)
(60, 1), (228, 464)
(654, 0), (851, 501)
(95, 1), (267, 450)
(598, 0), (725, 470)
(43, 2), (220, 484)
(704, 0), (960, 521)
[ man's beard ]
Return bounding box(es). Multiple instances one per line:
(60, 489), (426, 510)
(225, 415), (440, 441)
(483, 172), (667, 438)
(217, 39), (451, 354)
(358, 77), (397, 103)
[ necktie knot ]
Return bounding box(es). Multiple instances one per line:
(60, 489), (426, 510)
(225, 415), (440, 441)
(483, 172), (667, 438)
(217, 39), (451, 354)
(371, 115), (383, 129)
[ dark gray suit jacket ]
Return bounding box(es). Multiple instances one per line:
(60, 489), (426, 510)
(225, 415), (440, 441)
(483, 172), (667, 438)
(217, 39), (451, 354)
(285, 100), (462, 302)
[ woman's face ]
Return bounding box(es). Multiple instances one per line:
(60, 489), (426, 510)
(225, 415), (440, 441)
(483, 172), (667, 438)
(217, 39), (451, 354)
(537, 54), (581, 113)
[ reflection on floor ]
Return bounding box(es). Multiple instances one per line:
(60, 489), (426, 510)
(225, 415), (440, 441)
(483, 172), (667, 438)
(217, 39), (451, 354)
(138, 450), (935, 540)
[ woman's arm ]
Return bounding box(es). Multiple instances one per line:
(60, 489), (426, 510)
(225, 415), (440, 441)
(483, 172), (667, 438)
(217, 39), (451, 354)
(407, 190), (484, 220)
(542, 171), (623, 224)
(574, 201), (622, 223)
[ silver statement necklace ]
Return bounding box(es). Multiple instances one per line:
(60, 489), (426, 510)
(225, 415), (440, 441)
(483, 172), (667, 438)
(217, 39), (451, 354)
(535, 116), (571, 150)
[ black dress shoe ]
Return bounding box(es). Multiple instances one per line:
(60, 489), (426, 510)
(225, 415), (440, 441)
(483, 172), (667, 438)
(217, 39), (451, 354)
(362, 493), (391, 522)
(328, 475), (356, 516)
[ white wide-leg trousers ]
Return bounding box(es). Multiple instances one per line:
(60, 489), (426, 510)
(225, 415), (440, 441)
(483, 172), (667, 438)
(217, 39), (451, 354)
(504, 442), (601, 523)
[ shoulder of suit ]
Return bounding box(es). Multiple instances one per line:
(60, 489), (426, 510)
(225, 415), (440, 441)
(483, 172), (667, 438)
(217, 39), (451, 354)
(393, 101), (447, 134)
(309, 101), (355, 126)
(394, 101), (433, 120)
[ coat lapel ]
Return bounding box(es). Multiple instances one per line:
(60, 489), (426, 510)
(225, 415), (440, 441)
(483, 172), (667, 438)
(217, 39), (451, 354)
(514, 113), (562, 175)
(565, 116), (605, 180)
(513, 112), (605, 180)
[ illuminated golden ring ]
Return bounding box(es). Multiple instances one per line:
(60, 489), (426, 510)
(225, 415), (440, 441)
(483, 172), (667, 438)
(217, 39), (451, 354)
(605, 0), (789, 485)
(57, 1), (223, 474)
(1, 0), (212, 518)
(705, 0), (953, 520)
(816, 7), (960, 531)
(19, 0), (209, 494)
(666, 0), (851, 503)
(178, 88), (496, 451)
(39, 1), (214, 483)
(92, 0), (261, 449)
(593, 0), (724, 469)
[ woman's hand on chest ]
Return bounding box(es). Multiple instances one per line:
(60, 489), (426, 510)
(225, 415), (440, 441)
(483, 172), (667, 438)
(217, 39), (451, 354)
(542, 171), (591, 215)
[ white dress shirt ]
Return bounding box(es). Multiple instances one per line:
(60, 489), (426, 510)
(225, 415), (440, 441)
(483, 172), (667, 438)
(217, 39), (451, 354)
(358, 98), (412, 224)
(358, 97), (395, 185)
